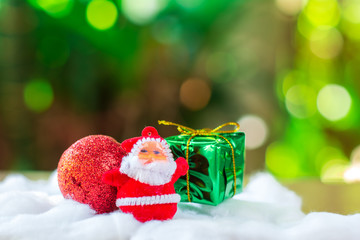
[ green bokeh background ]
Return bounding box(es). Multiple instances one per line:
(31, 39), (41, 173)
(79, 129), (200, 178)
(0, 0), (359, 182)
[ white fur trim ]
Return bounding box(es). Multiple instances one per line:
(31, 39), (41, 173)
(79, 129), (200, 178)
(120, 155), (176, 186)
(116, 194), (181, 207)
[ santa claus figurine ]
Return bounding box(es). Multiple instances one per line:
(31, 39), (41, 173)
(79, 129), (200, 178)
(102, 126), (189, 222)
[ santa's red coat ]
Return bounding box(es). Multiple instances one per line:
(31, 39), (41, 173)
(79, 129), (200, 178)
(103, 157), (188, 222)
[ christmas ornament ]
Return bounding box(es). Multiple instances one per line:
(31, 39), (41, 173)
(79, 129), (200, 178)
(102, 126), (189, 222)
(158, 120), (245, 205)
(58, 135), (126, 213)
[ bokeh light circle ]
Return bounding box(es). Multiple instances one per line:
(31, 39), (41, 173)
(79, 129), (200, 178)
(317, 84), (352, 121)
(343, 0), (360, 24)
(180, 78), (211, 111)
(304, 0), (340, 27)
(285, 85), (317, 118)
(344, 145), (360, 182)
(275, 0), (303, 16)
(238, 115), (268, 150)
(36, 0), (74, 18)
(342, 0), (360, 41)
(315, 146), (345, 174)
(86, 0), (118, 30)
(122, 0), (168, 25)
(321, 159), (349, 182)
(266, 142), (301, 178)
(309, 27), (343, 59)
(24, 79), (54, 113)
(343, 164), (360, 183)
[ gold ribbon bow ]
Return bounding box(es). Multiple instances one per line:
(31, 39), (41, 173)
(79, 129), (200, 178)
(158, 120), (240, 202)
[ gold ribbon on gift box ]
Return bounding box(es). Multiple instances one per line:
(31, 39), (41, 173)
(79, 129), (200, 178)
(158, 120), (240, 202)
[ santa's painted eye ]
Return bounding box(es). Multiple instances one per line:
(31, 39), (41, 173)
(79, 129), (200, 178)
(140, 149), (148, 153)
(153, 150), (160, 154)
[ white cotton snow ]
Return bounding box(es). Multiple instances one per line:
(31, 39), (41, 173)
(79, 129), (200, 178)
(0, 171), (359, 240)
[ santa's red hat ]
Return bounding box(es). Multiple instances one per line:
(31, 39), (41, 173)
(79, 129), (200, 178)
(121, 126), (174, 162)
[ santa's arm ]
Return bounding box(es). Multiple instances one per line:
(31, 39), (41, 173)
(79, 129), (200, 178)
(172, 157), (189, 181)
(102, 169), (129, 187)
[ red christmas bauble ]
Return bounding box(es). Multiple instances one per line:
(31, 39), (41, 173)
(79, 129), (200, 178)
(57, 135), (126, 213)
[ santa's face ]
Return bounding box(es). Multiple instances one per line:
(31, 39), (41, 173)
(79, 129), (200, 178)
(120, 139), (176, 186)
(138, 141), (168, 165)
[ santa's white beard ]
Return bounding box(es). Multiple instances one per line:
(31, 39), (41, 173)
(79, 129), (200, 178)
(119, 154), (177, 186)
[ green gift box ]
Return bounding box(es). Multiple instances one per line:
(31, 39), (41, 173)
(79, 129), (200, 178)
(160, 121), (245, 205)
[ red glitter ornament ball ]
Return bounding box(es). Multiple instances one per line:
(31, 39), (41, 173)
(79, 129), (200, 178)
(58, 135), (126, 214)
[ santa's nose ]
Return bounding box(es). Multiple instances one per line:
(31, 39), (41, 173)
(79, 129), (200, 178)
(143, 158), (155, 164)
